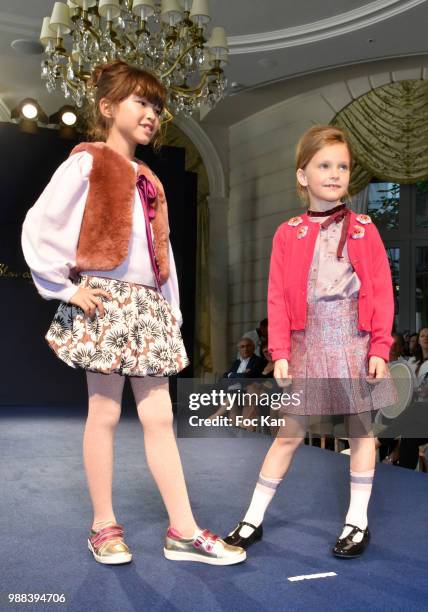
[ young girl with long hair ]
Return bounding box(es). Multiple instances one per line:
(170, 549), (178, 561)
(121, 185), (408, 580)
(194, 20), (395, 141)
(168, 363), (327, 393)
(22, 60), (245, 567)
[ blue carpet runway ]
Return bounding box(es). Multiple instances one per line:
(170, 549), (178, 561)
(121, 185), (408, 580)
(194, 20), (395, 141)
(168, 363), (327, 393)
(0, 407), (427, 612)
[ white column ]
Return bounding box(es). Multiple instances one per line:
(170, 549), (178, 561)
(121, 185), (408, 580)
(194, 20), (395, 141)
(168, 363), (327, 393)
(207, 195), (229, 375)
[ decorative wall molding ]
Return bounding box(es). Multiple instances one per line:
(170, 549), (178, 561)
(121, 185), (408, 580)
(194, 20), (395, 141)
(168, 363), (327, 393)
(174, 116), (226, 199)
(228, 0), (427, 53)
(230, 66), (428, 132)
(0, 12), (39, 37)
(3, 1), (424, 54)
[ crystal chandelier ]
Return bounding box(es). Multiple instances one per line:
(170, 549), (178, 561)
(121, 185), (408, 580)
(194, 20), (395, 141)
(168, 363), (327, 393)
(40, 0), (229, 117)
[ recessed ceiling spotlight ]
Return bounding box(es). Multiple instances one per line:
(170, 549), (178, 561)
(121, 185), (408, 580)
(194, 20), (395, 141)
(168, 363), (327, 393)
(61, 109), (78, 126)
(231, 82), (242, 89)
(22, 103), (38, 120)
(11, 39), (44, 55)
(11, 98), (48, 128)
(49, 105), (79, 129)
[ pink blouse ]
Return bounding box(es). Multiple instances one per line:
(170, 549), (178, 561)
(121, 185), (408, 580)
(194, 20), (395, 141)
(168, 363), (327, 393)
(307, 216), (361, 303)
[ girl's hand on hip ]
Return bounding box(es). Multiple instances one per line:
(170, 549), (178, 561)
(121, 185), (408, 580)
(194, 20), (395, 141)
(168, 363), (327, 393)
(69, 287), (112, 319)
(366, 356), (386, 383)
(274, 358), (292, 387)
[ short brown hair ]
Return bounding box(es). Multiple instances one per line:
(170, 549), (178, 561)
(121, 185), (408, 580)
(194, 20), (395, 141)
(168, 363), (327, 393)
(295, 125), (353, 204)
(86, 60), (167, 143)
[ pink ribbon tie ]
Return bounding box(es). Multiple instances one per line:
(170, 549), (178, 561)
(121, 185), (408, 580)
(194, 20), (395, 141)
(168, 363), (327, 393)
(137, 174), (157, 220)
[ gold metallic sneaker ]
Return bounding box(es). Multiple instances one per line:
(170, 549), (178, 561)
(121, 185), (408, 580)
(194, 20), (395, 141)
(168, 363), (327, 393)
(163, 527), (246, 565)
(88, 523), (132, 565)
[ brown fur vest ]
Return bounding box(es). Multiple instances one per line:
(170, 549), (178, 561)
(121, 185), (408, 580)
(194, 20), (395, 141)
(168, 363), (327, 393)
(70, 142), (169, 283)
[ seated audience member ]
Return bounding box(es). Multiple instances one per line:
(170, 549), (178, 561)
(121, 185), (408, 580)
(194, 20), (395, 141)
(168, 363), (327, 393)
(224, 338), (264, 379)
(376, 437), (400, 464)
(241, 318), (268, 357)
(244, 343), (277, 434)
(259, 342), (274, 378)
(209, 339), (265, 429)
(397, 329), (428, 468)
(406, 333), (418, 359)
(407, 327), (428, 382)
(390, 333), (407, 362)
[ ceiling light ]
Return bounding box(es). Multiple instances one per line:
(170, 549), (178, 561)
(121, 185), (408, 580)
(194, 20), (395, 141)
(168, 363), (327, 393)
(11, 98), (48, 123)
(61, 109), (77, 126)
(21, 102), (38, 119)
(48, 104), (79, 128)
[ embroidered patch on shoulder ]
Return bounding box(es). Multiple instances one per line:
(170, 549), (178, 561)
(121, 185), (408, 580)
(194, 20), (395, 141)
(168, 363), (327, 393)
(288, 216), (303, 226)
(297, 225), (308, 239)
(356, 214), (372, 224)
(351, 225), (365, 239)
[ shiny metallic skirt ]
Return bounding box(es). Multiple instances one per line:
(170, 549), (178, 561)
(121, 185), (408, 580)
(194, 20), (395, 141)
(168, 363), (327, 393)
(286, 298), (396, 416)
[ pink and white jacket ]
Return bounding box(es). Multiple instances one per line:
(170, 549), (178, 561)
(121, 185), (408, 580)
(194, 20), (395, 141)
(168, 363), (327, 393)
(268, 211), (394, 363)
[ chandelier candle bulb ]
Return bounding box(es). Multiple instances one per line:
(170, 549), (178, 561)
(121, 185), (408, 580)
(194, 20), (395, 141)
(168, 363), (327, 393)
(190, 0), (210, 25)
(73, 0), (97, 8)
(214, 50), (228, 66)
(40, 17), (56, 45)
(98, 0), (121, 19)
(161, 0), (182, 23)
(50, 2), (73, 35)
(132, 0), (155, 18)
(207, 26), (228, 52)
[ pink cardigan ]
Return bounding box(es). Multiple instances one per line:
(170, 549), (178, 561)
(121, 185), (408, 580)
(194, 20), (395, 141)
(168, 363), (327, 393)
(268, 211), (394, 363)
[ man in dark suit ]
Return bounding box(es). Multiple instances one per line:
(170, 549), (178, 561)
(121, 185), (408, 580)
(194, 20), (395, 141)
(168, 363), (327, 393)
(224, 338), (265, 379)
(207, 338), (265, 427)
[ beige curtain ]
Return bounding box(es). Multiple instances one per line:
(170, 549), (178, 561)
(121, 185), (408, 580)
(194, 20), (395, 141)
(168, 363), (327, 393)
(165, 123), (212, 374)
(332, 80), (428, 194)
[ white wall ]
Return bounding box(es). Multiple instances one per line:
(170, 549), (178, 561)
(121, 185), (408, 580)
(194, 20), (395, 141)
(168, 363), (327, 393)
(226, 66), (426, 358)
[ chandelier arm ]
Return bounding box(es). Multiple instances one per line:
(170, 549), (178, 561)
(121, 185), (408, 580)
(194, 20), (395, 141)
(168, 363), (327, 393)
(82, 24), (101, 43)
(171, 72), (210, 96)
(161, 42), (203, 79)
(104, 21), (125, 50)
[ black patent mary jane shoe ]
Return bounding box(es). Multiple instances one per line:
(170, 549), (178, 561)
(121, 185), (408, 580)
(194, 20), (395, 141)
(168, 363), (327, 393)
(332, 523), (370, 558)
(223, 521), (263, 550)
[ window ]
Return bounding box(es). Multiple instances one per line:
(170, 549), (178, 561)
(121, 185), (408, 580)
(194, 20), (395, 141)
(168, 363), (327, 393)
(367, 180), (428, 334)
(368, 183), (399, 231)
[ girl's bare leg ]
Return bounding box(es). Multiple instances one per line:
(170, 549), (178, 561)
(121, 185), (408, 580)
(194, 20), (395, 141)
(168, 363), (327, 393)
(83, 372), (124, 529)
(260, 414), (308, 478)
(130, 376), (197, 538)
(232, 415), (308, 538)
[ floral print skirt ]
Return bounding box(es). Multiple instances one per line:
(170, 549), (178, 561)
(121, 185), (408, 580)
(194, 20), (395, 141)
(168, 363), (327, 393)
(45, 275), (189, 377)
